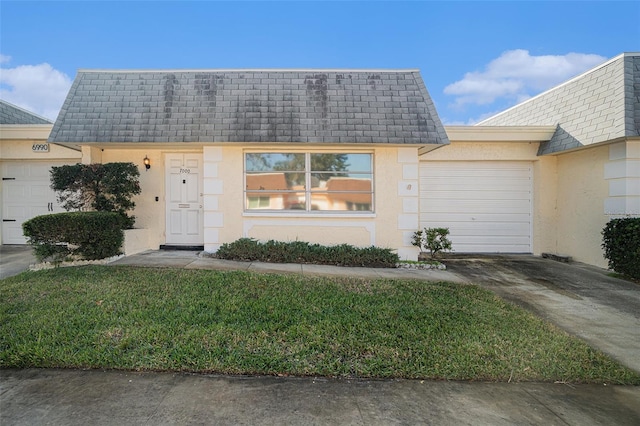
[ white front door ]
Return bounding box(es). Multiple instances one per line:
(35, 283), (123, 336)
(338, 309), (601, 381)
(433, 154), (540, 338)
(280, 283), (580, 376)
(1, 161), (69, 244)
(165, 153), (203, 245)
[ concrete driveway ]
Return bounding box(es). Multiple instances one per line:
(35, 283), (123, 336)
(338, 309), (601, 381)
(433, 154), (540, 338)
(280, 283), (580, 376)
(0, 245), (36, 280)
(443, 254), (640, 373)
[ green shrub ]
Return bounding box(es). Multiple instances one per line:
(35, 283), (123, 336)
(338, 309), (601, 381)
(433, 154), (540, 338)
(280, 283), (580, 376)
(50, 162), (141, 229)
(602, 217), (640, 279)
(216, 238), (399, 268)
(22, 212), (125, 263)
(412, 227), (453, 259)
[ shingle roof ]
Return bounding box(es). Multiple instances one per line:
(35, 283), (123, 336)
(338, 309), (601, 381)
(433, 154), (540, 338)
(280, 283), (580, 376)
(476, 53), (640, 155)
(0, 100), (52, 125)
(48, 69), (449, 146)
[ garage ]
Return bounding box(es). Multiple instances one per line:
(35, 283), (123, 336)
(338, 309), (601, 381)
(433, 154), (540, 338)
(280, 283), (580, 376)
(1, 161), (68, 244)
(419, 161), (532, 253)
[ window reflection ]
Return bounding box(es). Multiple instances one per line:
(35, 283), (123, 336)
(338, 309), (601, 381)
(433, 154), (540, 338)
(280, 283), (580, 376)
(245, 153), (373, 212)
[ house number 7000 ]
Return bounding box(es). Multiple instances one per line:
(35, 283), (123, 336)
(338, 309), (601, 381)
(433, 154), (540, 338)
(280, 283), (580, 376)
(180, 168), (191, 174)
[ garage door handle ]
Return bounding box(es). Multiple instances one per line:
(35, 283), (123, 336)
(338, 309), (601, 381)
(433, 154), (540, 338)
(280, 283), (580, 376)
(3, 219), (16, 222)
(2, 177), (16, 181)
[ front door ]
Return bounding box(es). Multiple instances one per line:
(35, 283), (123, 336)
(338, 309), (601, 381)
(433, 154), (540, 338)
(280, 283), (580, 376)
(165, 153), (203, 245)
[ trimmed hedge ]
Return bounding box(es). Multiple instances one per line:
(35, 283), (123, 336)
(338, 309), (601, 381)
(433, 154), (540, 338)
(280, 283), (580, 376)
(22, 212), (125, 262)
(216, 238), (399, 268)
(602, 217), (640, 279)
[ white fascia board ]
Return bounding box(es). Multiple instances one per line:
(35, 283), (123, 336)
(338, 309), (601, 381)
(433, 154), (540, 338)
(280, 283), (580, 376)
(444, 125), (556, 142)
(0, 124), (53, 140)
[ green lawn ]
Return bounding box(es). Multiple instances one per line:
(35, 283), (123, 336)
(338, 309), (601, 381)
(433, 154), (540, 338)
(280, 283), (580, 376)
(2, 266), (638, 384)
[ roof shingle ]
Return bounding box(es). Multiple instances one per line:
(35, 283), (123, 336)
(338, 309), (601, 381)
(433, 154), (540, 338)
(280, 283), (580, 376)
(477, 53), (639, 155)
(0, 100), (52, 125)
(48, 69), (449, 146)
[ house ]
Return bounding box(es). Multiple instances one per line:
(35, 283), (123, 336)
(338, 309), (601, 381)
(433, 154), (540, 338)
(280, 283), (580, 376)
(3, 52), (638, 268)
(44, 69), (449, 259)
(0, 100), (81, 244)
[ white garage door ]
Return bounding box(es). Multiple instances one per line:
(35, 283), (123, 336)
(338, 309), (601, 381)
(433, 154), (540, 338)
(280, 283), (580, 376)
(1, 161), (69, 244)
(419, 161), (532, 253)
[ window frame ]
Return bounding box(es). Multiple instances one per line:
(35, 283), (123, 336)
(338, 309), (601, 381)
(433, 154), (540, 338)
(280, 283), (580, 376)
(243, 150), (375, 214)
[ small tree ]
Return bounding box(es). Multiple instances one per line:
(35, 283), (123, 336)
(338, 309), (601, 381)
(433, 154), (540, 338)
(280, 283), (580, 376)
(412, 227), (453, 259)
(50, 162), (141, 228)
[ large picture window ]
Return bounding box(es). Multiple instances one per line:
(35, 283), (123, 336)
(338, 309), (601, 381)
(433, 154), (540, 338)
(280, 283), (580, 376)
(245, 152), (373, 212)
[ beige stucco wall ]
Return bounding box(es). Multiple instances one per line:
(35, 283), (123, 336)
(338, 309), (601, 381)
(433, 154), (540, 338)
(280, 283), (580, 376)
(77, 138), (623, 269)
(0, 141), (80, 161)
(555, 144), (616, 268)
(95, 145), (414, 255)
(205, 144), (419, 260)
(421, 141), (558, 257)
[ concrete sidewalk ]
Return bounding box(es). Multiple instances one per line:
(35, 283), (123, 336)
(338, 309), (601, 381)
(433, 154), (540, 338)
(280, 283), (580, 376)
(109, 249), (467, 283)
(2, 369), (639, 425)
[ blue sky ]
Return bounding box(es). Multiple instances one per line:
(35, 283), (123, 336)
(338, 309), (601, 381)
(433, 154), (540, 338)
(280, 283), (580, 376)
(1, 1), (638, 124)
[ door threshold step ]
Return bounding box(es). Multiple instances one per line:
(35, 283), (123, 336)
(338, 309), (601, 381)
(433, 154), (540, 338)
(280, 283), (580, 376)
(159, 245), (204, 251)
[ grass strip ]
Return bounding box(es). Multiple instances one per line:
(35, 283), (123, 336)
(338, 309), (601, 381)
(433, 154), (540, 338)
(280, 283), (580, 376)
(1, 266), (638, 384)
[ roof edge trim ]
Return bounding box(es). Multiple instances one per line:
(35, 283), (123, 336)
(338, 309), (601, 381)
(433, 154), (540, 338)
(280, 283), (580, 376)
(0, 124), (53, 139)
(76, 68), (422, 73)
(445, 125), (556, 142)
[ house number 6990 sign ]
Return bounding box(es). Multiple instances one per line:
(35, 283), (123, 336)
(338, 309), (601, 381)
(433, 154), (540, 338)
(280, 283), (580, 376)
(179, 168), (191, 174)
(32, 143), (50, 152)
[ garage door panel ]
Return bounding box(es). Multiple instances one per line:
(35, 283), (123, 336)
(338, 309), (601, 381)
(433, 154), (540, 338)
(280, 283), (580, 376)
(422, 190), (531, 201)
(420, 161), (532, 253)
(6, 185), (26, 198)
(420, 179), (531, 191)
(423, 222), (529, 236)
(31, 184), (54, 198)
(420, 199), (531, 213)
(420, 212), (530, 223)
(422, 168), (532, 179)
(29, 164), (55, 179)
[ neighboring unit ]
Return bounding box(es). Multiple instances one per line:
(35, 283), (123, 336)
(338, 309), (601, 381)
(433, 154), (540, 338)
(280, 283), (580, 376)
(0, 100), (81, 244)
(474, 52), (640, 267)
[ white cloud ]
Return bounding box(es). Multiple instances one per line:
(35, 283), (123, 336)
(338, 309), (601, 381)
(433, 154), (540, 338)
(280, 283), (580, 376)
(441, 109), (504, 126)
(0, 60), (72, 121)
(444, 50), (607, 108)
(0, 54), (11, 64)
